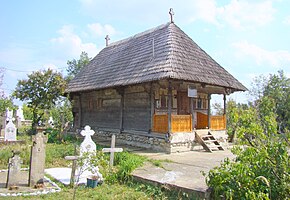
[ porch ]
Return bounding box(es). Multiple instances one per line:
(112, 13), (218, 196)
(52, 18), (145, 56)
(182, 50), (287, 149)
(152, 113), (226, 133)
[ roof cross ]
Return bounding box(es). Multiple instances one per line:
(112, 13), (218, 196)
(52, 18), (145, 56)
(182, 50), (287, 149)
(105, 35), (110, 47)
(169, 8), (174, 23)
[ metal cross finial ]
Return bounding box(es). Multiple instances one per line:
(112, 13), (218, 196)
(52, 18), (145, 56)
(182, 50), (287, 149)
(105, 35), (110, 46)
(169, 8), (174, 23)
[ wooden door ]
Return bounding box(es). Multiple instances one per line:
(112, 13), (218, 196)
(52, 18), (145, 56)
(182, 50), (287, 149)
(177, 92), (190, 115)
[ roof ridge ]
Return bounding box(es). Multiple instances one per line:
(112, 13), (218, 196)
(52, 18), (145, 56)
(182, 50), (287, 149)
(108, 22), (171, 47)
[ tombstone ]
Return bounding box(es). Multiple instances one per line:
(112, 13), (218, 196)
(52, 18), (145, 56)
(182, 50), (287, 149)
(16, 107), (25, 128)
(6, 151), (22, 189)
(102, 134), (123, 167)
(75, 125), (102, 184)
(28, 129), (48, 187)
(6, 109), (14, 123)
(4, 119), (17, 141)
(80, 125), (96, 155)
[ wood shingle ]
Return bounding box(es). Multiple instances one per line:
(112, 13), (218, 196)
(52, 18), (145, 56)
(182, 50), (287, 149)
(67, 22), (246, 93)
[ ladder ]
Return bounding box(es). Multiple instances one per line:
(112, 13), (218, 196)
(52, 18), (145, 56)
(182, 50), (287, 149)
(195, 129), (224, 152)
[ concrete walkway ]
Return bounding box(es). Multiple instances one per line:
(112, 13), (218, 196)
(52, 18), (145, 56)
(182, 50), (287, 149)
(131, 149), (235, 198)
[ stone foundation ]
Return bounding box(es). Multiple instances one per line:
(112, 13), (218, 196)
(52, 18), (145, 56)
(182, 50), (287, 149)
(92, 128), (227, 153)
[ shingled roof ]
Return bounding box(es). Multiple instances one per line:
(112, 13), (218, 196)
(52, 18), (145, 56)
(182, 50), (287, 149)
(67, 22), (247, 93)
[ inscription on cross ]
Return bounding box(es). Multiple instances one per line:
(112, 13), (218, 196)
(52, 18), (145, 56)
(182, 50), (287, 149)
(102, 134), (123, 167)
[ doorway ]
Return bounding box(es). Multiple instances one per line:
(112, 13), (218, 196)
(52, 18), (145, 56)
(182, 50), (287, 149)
(177, 92), (190, 115)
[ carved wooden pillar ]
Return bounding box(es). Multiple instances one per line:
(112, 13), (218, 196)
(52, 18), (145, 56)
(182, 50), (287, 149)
(207, 94), (211, 129)
(168, 80), (172, 134)
(223, 94), (227, 115)
(79, 93), (82, 128)
(118, 88), (125, 133)
(150, 83), (155, 133)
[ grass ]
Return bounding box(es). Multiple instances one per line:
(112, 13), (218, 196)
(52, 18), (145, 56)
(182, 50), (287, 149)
(0, 133), (194, 200)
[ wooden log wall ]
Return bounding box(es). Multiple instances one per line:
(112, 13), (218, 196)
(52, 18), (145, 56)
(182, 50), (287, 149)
(123, 85), (151, 132)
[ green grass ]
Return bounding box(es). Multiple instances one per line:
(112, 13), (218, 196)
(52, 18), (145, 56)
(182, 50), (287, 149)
(0, 134), (194, 200)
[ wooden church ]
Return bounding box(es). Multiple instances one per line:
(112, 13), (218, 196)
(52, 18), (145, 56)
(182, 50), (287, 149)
(66, 11), (246, 153)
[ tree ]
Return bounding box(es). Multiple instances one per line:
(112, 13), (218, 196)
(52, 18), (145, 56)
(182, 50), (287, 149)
(13, 69), (66, 132)
(205, 71), (290, 199)
(66, 51), (91, 81)
(206, 105), (290, 200)
(250, 70), (290, 132)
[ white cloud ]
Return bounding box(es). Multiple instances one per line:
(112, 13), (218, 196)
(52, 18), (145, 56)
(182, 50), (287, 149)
(217, 0), (276, 29)
(87, 23), (116, 37)
(283, 15), (290, 25)
(50, 25), (99, 58)
(232, 40), (290, 67)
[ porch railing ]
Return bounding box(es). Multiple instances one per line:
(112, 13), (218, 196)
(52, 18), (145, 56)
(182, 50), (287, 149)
(152, 113), (226, 133)
(152, 114), (192, 133)
(196, 112), (226, 130)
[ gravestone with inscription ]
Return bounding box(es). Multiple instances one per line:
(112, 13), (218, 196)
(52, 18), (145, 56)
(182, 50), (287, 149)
(28, 129), (48, 187)
(6, 151), (22, 189)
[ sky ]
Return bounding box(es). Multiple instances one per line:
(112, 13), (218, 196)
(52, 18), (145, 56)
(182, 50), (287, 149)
(0, 0), (290, 105)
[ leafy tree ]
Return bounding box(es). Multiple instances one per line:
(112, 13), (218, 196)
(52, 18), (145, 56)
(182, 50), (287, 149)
(49, 98), (73, 131)
(13, 69), (66, 132)
(206, 71), (290, 199)
(206, 105), (290, 199)
(250, 70), (290, 132)
(66, 51), (91, 81)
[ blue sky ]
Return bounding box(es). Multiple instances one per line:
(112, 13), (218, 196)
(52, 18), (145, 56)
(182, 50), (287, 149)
(1, 0), (290, 104)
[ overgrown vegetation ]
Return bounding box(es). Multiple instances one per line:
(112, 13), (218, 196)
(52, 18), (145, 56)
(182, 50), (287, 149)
(206, 70), (290, 200)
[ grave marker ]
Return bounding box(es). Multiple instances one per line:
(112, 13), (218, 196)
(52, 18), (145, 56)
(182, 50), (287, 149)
(6, 151), (22, 189)
(28, 129), (48, 187)
(102, 134), (123, 167)
(4, 109), (17, 141)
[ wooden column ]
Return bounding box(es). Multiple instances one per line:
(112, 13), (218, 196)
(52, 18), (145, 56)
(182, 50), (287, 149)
(190, 97), (194, 131)
(119, 88), (125, 133)
(79, 93), (82, 127)
(223, 94), (227, 130)
(150, 83), (155, 133)
(223, 94), (227, 115)
(168, 80), (172, 134)
(207, 94), (211, 129)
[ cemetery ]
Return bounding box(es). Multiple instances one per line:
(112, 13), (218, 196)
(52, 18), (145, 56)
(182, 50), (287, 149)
(0, 8), (288, 200)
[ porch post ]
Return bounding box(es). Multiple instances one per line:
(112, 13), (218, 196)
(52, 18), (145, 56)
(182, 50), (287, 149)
(119, 88), (125, 133)
(223, 94), (226, 115)
(190, 97), (194, 131)
(223, 94), (227, 130)
(150, 83), (155, 132)
(207, 94), (211, 129)
(79, 93), (82, 127)
(168, 80), (172, 134)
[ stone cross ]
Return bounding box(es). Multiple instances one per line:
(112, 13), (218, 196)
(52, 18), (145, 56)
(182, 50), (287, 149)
(102, 134), (123, 167)
(6, 151), (22, 189)
(6, 109), (14, 123)
(4, 119), (17, 141)
(80, 125), (96, 156)
(105, 35), (110, 47)
(28, 129), (48, 187)
(169, 8), (174, 23)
